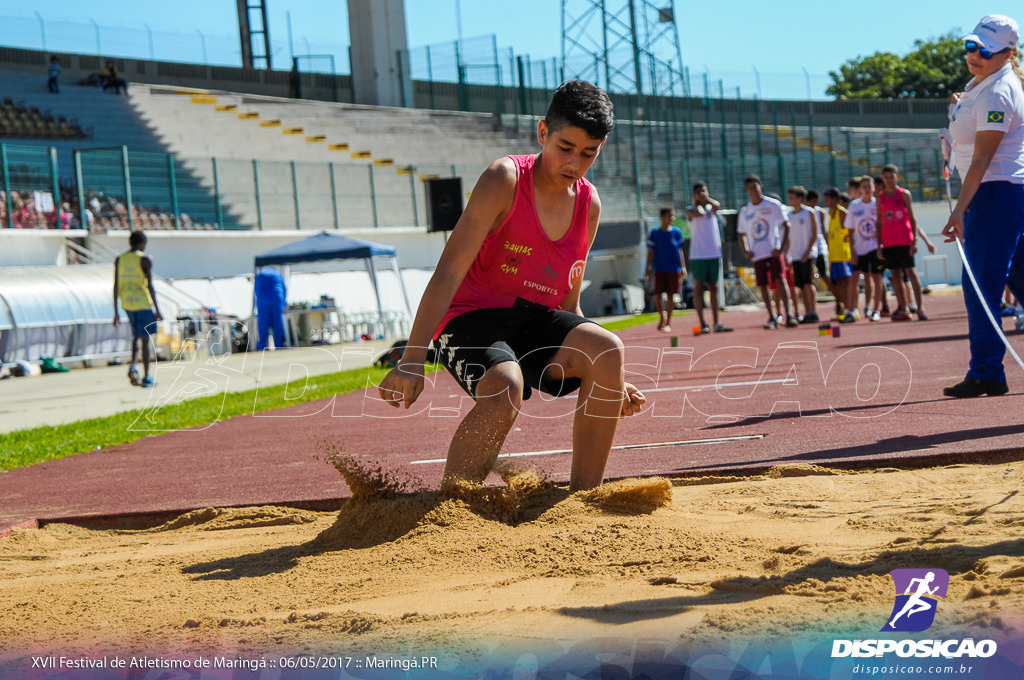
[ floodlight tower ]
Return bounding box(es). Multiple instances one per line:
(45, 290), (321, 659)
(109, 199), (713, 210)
(237, 0), (272, 70)
(561, 0), (685, 98)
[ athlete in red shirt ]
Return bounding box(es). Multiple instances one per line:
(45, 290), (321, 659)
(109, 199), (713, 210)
(378, 81), (645, 492)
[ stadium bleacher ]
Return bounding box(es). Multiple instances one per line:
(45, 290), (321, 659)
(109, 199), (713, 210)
(0, 49), (956, 234)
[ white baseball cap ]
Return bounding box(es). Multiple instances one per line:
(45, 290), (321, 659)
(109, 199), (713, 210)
(964, 14), (1019, 53)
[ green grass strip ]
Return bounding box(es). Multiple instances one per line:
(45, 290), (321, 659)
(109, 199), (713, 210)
(0, 364), (401, 472)
(1, 316), (666, 471)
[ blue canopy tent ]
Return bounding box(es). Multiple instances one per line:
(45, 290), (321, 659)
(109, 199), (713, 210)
(253, 231), (412, 339)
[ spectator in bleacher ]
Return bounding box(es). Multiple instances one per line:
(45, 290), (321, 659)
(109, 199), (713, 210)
(53, 202), (73, 229)
(100, 60), (128, 95)
(48, 56), (61, 94)
(254, 266), (288, 350)
(12, 193), (34, 229)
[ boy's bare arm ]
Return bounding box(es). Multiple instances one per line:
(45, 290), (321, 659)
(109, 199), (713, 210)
(141, 255), (162, 320)
(561, 189), (602, 316)
(904, 189), (936, 253)
(379, 158), (517, 408)
(112, 256), (120, 326)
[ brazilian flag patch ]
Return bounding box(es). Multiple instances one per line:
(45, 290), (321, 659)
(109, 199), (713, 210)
(988, 110), (1006, 124)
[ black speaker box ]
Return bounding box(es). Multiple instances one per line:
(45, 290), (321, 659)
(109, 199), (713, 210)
(424, 177), (463, 232)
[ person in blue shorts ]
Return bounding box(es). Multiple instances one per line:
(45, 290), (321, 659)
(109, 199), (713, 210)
(113, 230), (163, 387)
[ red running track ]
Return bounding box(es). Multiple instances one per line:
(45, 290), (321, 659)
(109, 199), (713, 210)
(3, 292), (1023, 532)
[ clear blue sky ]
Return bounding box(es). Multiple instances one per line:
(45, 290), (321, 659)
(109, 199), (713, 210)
(6, 1), (1024, 99)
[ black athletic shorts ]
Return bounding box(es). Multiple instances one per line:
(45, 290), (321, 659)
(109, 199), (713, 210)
(814, 253), (830, 284)
(854, 250), (885, 274)
(792, 260), (814, 288)
(433, 297), (596, 400)
(882, 245), (915, 270)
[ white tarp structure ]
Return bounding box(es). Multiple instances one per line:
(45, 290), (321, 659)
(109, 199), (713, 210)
(0, 265), (199, 363)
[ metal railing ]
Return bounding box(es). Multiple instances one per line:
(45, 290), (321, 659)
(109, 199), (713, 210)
(1, 131), (959, 234)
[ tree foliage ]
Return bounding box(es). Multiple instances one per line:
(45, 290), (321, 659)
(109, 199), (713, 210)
(827, 32), (971, 99)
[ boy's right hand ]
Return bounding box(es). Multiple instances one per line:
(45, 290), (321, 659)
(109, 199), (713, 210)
(378, 362), (425, 409)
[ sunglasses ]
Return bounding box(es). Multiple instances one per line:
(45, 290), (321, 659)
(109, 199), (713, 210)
(965, 40), (1008, 60)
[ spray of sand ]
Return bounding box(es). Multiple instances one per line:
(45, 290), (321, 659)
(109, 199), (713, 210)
(313, 444), (673, 550)
(579, 477), (673, 514)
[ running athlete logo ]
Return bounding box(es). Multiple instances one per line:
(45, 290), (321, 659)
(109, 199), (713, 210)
(881, 568), (949, 632)
(568, 259), (586, 289)
(988, 111), (1005, 124)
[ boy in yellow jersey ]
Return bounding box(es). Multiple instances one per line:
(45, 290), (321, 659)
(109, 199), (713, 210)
(823, 187), (857, 322)
(113, 230), (162, 387)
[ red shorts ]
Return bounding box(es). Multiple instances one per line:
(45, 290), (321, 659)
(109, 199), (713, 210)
(652, 270), (680, 296)
(754, 256), (785, 288)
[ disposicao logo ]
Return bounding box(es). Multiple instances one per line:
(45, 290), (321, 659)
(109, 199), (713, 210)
(882, 568), (948, 633)
(831, 567), (998, 660)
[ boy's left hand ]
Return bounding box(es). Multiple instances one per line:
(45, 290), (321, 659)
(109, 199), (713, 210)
(621, 382), (646, 416)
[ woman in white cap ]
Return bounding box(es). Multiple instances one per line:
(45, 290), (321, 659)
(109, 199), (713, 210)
(942, 14), (1024, 398)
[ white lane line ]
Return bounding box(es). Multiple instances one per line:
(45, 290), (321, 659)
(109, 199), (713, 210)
(639, 377), (791, 394)
(409, 434), (765, 465)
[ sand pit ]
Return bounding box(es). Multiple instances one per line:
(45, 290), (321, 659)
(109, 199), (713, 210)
(1, 461), (1023, 667)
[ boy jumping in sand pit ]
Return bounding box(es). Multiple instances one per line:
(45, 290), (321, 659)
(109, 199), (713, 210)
(378, 80), (645, 492)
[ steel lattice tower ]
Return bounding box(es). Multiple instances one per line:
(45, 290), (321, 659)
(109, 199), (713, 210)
(561, 0), (685, 97)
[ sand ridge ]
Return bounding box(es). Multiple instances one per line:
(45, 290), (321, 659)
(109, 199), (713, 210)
(1, 460), (1023, 661)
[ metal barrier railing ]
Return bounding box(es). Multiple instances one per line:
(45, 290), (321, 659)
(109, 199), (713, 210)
(3, 127), (958, 235)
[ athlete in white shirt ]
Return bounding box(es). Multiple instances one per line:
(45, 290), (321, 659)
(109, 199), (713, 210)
(846, 177), (884, 320)
(786, 186), (819, 323)
(737, 174), (797, 328)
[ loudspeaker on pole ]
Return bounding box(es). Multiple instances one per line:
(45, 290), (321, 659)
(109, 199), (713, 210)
(424, 177), (463, 232)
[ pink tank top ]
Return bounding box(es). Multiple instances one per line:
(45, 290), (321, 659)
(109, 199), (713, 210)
(878, 187), (913, 247)
(435, 154), (593, 337)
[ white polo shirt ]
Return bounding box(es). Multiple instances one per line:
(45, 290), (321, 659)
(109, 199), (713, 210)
(949, 61), (1024, 184)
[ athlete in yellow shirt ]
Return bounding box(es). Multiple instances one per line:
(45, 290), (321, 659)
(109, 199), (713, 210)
(113, 230), (162, 387)
(823, 187), (857, 322)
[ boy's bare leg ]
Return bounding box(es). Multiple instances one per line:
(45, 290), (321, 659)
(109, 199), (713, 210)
(708, 286), (721, 326)
(908, 268), (926, 313)
(802, 284), (816, 315)
(693, 280), (707, 328)
(546, 324), (626, 491)
(845, 277), (857, 313)
(890, 267), (908, 312)
(862, 273), (873, 312)
(441, 362), (524, 490)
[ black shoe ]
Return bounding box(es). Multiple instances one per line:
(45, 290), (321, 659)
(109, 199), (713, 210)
(943, 377), (1009, 398)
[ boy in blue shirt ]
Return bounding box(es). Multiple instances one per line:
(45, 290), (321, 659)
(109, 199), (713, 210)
(645, 207), (687, 332)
